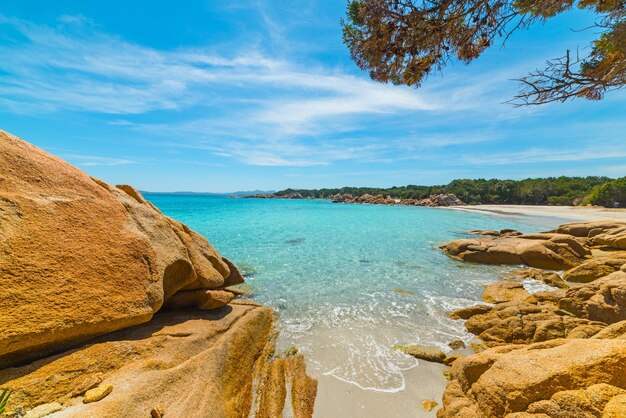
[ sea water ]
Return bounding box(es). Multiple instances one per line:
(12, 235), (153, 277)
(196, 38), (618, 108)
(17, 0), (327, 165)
(145, 194), (566, 392)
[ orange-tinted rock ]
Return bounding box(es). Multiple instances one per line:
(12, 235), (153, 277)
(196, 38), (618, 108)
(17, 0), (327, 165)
(482, 280), (530, 304)
(506, 268), (568, 289)
(163, 289), (234, 310)
(254, 354), (318, 418)
(464, 301), (605, 346)
(558, 271), (626, 324)
(591, 320), (626, 339)
(394, 344), (446, 363)
(449, 304), (493, 320)
(438, 339), (626, 417)
(422, 399), (439, 411)
(0, 303), (316, 418)
(555, 221), (626, 238)
(441, 235), (587, 270)
(0, 131), (244, 367)
(563, 258), (626, 283)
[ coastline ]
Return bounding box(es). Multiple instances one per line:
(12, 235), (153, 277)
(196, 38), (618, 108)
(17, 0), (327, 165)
(446, 204), (626, 222)
(313, 206), (626, 416)
(314, 362), (447, 417)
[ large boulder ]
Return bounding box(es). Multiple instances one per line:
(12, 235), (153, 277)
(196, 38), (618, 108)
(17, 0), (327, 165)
(558, 271), (626, 324)
(554, 221), (626, 238)
(563, 258), (626, 283)
(553, 221), (626, 249)
(464, 301), (605, 346)
(0, 302), (317, 417)
(0, 131), (243, 367)
(592, 226), (626, 249)
(438, 338), (626, 417)
(441, 235), (589, 270)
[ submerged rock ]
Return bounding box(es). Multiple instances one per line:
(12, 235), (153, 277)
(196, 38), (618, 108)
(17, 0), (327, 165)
(447, 340), (466, 350)
(394, 344), (446, 363)
(393, 287), (416, 297)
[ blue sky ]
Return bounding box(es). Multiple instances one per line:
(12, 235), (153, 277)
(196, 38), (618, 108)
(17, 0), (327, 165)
(1, 1), (625, 192)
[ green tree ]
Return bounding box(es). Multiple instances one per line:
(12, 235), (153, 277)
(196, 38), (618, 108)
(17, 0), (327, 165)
(342, 0), (626, 105)
(589, 177), (626, 207)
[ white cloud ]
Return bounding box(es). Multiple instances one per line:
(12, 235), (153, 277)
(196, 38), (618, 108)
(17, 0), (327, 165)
(5, 13), (618, 173)
(457, 147), (626, 166)
(0, 14), (450, 167)
(62, 154), (137, 167)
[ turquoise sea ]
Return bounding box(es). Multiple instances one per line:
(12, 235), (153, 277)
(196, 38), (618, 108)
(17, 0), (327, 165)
(145, 194), (568, 392)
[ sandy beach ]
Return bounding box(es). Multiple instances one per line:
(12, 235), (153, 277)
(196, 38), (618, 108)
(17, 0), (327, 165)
(448, 204), (626, 222)
(314, 361), (448, 417)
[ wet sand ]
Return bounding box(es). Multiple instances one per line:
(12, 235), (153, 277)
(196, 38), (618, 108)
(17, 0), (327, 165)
(314, 361), (448, 417)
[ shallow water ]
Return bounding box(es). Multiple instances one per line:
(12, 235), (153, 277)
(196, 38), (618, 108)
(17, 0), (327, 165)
(145, 194), (563, 392)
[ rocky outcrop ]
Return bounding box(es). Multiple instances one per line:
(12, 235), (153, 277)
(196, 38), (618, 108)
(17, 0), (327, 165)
(330, 193), (463, 207)
(467, 229), (522, 237)
(0, 131), (317, 417)
(438, 339), (626, 418)
(563, 258), (626, 282)
(245, 192), (304, 199)
(554, 221), (626, 238)
(505, 268), (569, 289)
(0, 131), (244, 367)
(439, 220), (626, 418)
(482, 280), (530, 304)
(558, 271), (626, 323)
(441, 234), (589, 270)
(449, 304), (494, 320)
(592, 226), (626, 249)
(464, 300), (607, 346)
(0, 302), (317, 417)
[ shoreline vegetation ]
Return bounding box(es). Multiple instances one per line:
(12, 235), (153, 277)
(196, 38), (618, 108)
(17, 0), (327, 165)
(244, 176), (626, 208)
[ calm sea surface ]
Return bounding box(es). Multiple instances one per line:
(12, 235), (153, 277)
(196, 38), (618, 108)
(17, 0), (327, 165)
(145, 194), (566, 392)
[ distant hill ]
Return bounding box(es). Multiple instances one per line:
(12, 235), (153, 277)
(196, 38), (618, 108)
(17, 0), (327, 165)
(273, 177), (626, 207)
(142, 190), (275, 197)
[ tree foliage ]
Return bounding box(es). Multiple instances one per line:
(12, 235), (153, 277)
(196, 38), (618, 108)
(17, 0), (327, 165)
(275, 176), (615, 205)
(588, 177), (626, 207)
(342, 0), (626, 104)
